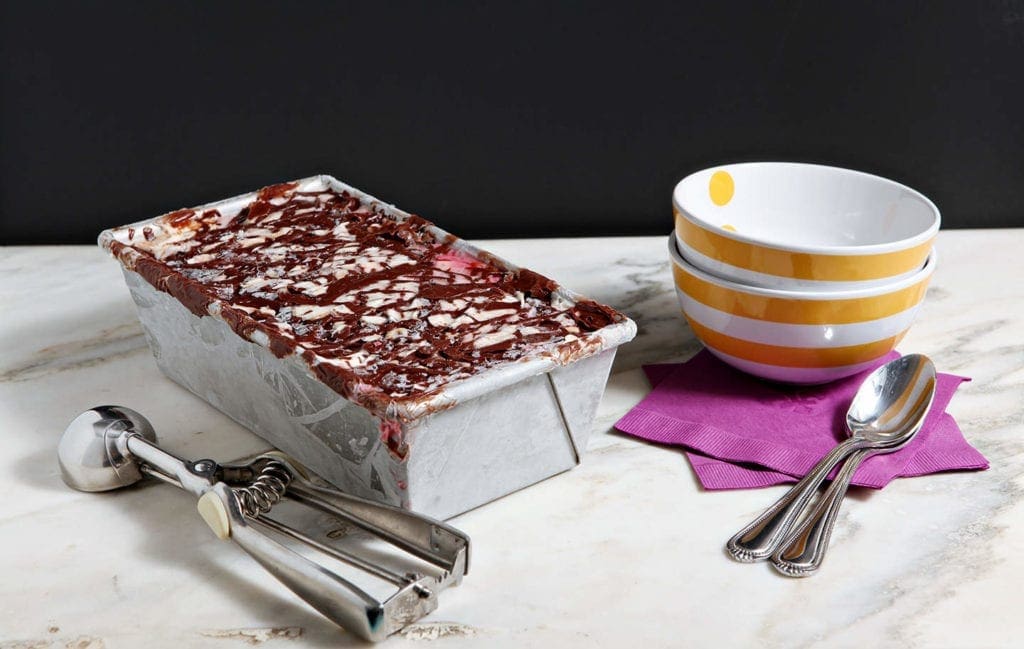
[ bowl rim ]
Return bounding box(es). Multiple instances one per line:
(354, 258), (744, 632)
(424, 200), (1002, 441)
(668, 234), (937, 300)
(672, 161), (941, 255)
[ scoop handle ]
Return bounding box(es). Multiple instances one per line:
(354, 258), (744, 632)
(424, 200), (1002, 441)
(725, 439), (858, 562)
(770, 449), (870, 577)
(197, 483), (401, 641)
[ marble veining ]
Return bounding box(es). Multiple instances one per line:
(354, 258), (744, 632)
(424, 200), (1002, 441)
(1, 232), (1022, 648)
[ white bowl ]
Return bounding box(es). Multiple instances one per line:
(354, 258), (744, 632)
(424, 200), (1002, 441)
(669, 235), (936, 384)
(673, 162), (940, 291)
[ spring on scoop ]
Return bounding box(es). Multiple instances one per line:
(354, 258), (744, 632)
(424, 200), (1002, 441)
(233, 460), (292, 518)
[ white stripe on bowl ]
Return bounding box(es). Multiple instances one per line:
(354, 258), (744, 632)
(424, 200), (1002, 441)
(676, 288), (921, 348)
(705, 348), (888, 384)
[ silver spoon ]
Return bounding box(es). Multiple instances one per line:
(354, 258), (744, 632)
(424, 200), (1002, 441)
(772, 355), (936, 576)
(725, 354), (937, 562)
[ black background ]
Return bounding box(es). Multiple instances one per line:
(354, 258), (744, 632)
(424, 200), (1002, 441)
(2, 1), (1022, 244)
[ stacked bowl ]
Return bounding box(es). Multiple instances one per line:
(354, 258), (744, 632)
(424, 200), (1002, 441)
(670, 162), (940, 384)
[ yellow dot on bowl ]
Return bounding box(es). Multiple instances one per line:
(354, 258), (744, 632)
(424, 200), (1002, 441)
(721, 224), (737, 232)
(709, 170), (734, 206)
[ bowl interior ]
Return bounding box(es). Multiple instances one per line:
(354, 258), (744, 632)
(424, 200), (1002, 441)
(674, 163), (939, 251)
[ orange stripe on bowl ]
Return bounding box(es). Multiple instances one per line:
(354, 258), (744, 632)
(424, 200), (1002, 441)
(684, 316), (909, 368)
(674, 209), (934, 282)
(672, 263), (930, 325)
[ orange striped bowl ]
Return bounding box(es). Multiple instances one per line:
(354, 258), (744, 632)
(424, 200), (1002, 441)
(669, 236), (936, 384)
(673, 163), (939, 291)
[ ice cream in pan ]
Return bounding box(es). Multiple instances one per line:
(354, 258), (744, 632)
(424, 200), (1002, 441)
(102, 176), (635, 516)
(107, 179), (623, 412)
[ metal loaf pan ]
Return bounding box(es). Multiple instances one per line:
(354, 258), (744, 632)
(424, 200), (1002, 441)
(100, 175), (636, 519)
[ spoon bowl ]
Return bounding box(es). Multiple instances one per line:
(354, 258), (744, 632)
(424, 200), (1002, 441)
(847, 353), (937, 446)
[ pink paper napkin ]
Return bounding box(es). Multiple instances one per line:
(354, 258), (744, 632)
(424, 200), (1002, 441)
(614, 350), (988, 490)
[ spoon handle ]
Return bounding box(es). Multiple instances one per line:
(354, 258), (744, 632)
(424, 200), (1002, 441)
(771, 448), (871, 577)
(725, 439), (858, 562)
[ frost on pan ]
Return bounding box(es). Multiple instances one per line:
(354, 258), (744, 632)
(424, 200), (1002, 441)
(107, 179), (621, 406)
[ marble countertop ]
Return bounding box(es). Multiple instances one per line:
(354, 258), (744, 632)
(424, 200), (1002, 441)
(2, 231), (1022, 648)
